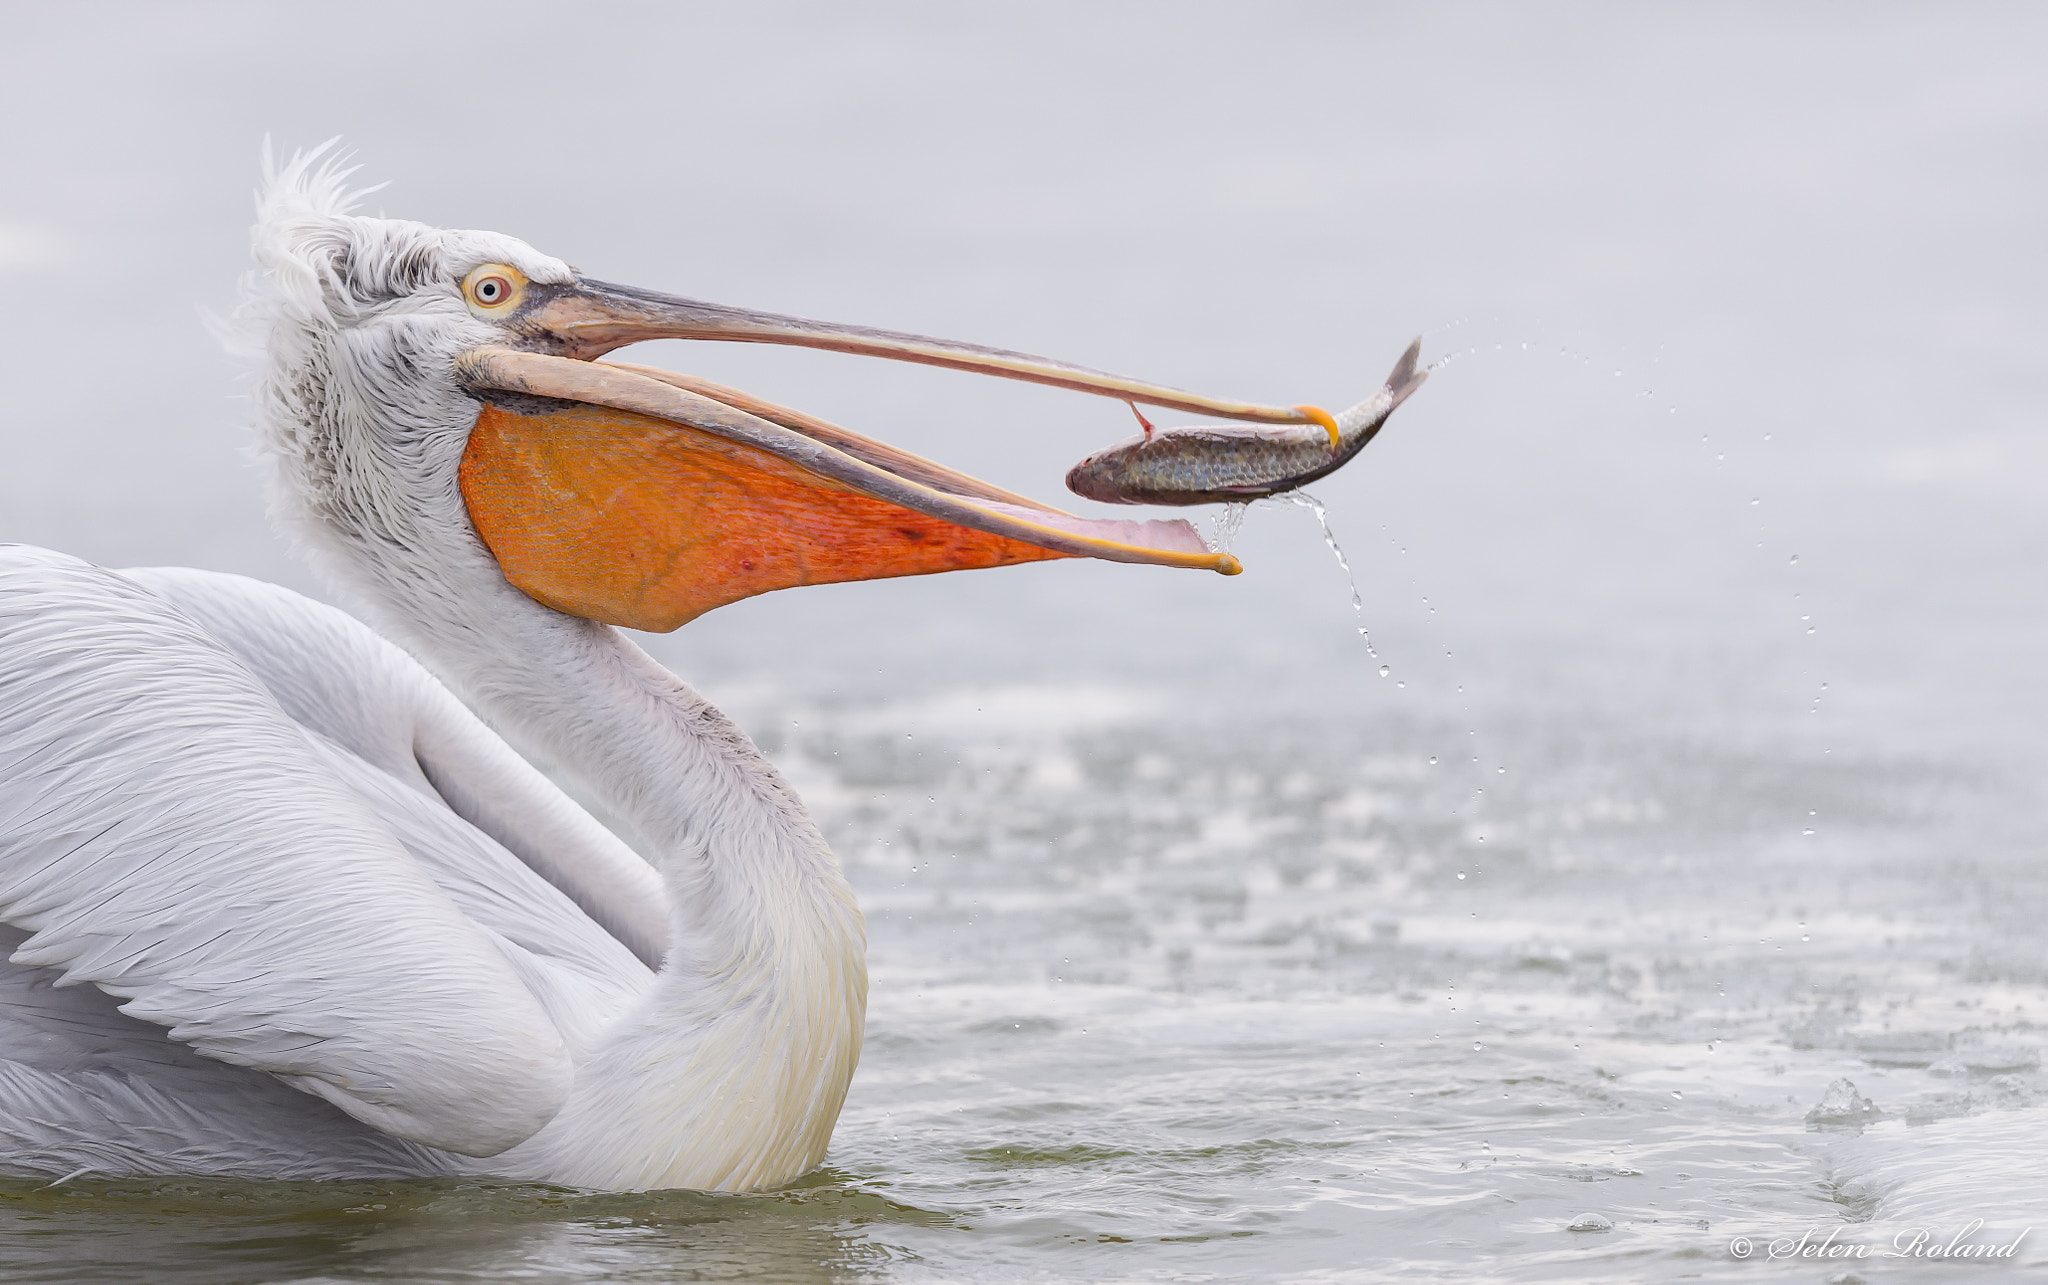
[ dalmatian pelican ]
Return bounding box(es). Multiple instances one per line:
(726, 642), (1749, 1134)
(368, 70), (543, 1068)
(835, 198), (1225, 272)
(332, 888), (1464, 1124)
(0, 148), (1339, 1191)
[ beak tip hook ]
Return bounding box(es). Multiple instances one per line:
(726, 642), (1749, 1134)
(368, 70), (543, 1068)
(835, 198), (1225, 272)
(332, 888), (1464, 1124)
(1295, 404), (1342, 448)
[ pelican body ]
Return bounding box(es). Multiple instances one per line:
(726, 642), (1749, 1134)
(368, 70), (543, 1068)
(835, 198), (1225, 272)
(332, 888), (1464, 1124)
(0, 151), (1362, 1190)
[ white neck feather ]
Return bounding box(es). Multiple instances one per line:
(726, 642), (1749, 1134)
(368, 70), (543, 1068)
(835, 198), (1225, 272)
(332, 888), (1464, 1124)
(458, 597), (868, 1192)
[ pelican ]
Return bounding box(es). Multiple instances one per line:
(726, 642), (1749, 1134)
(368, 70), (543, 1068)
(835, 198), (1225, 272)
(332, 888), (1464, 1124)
(0, 150), (1341, 1192)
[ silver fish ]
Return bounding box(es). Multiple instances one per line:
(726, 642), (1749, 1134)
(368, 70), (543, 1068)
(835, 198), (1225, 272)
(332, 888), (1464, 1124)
(1065, 339), (1427, 505)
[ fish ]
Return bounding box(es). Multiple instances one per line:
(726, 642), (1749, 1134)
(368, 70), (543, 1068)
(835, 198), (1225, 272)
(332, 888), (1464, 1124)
(1064, 339), (1427, 506)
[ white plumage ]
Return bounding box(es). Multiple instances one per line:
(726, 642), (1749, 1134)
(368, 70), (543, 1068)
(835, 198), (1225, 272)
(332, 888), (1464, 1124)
(0, 536), (866, 1189)
(0, 147), (1299, 1191)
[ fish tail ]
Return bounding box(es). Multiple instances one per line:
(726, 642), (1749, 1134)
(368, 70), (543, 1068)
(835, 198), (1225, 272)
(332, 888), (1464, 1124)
(1387, 338), (1427, 411)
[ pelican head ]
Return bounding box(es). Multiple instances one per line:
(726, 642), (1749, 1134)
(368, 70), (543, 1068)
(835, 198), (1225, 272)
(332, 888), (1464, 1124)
(241, 149), (1334, 650)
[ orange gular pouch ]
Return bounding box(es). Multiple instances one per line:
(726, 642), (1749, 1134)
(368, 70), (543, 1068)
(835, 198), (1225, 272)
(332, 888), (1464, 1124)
(458, 395), (1071, 632)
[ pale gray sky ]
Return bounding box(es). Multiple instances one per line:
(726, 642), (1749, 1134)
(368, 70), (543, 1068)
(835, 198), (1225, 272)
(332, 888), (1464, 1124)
(3, 3), (2042, 758)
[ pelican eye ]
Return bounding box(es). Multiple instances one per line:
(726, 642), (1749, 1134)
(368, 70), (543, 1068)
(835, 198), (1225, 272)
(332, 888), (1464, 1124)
(462, 265), (526, 314)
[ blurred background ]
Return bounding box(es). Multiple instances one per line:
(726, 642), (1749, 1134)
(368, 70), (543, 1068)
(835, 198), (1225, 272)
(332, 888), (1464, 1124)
(3, 4), (2045, 1280)
(6, 1), (2040, 755)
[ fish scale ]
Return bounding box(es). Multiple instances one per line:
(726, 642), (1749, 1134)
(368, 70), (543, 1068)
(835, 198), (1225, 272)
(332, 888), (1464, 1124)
(1064, 340), (1427, 506)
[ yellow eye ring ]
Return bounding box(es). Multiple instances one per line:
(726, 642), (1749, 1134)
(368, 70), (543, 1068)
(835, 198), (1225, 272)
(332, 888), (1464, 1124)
(462, 264), (526, 313)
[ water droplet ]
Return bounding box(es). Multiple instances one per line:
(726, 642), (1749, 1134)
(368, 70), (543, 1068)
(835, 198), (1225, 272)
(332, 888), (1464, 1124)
(1206, 501), (1251, 555)
(1474, 1041), (1484, 1051)
(1280, 492), (1378, 660)
(1428, 755), (1438, 765)
(1456, 871), (1467, 880)
(1789, 553), (1799, 564)
(1378, 664), (1391, 678)
(1671, 1090), (1683, 1100)
(1750, 497), (1761, 506)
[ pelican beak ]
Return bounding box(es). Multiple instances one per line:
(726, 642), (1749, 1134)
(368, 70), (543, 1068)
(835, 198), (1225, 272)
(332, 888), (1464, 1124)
(453, 278), (1324, 631)
(514, 277), (1337, 432)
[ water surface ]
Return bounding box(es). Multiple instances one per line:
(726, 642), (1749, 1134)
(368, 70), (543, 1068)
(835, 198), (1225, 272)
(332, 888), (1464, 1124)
(5, 685), (2040, 1282)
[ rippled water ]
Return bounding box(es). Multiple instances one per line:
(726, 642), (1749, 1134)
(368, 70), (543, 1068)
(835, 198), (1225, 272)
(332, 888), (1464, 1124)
(6, 682), (2042, 1283)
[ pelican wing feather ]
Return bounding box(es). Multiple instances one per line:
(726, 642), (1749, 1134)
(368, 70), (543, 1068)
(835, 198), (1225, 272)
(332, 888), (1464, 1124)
(121, 566), (671, 972)
(0, 547), (644, 1158)
(0, 921), (446, 1180)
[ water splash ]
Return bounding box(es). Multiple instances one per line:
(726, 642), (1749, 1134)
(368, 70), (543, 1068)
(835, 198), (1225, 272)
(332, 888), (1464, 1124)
(1204, 502), (1250, 556)
(1275, 491), (1380, 664)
